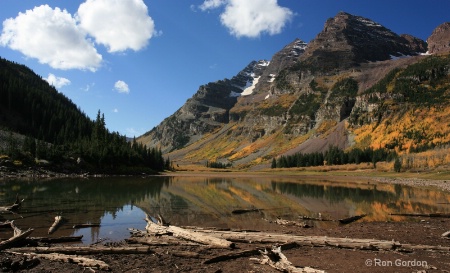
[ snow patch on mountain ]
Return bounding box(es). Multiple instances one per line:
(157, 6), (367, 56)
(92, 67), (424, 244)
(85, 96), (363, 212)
(241, 76), (260, 96)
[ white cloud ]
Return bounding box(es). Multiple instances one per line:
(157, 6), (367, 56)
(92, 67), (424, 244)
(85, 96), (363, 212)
(199, 0), (293, 38)
(44, 73), (71, 88)
(199, 0), (227, 11)
(113, 108), (119, 113)
(82, 82), (95, 92)
(77, 0), (156, 53)
(114, 80), (130, 94)
(0, 5), (102, 71)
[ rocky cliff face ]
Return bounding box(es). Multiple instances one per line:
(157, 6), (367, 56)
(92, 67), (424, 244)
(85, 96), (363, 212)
(428, 22), (450, 54)
(139, 12), (450, 169)
(300, 12), (426, 71)
(139, 60), (269, 152)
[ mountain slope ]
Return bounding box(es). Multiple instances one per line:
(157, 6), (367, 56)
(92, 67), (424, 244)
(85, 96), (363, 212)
(138, 12), (450, 171)
(0, 57), (166, 173)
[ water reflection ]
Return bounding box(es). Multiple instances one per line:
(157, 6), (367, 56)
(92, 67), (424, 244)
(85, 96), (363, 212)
(0, 176), (449, 244)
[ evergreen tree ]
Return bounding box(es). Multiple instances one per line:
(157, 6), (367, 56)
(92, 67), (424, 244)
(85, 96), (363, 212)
(271, 158), (277, 168)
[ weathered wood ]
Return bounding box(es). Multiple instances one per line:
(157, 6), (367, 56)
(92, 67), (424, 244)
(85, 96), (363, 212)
(170, 250), (200, 259)
(10, 252), (110, 271)
(126, 236), (200, 246)
(251, 246), (326, 273)
(0, 195), (25, 216)
(145, 215), (235, 249)
(192, 229), (401, 251)
(10, 246), (155, 255)
(274, 218), (311, 228)
(0, 221), (34, 250)
(299, 216), (334, 222)
(338, 214), (366, 224)
(442, 231), (450, 238)
(72, 223), (100, 229)
(28, 235), (83, 243)
(186, 228), (450, 253)
(398, 244), (450, 252)
(390, 213), (450, 218)
(48, 215), (63, 234)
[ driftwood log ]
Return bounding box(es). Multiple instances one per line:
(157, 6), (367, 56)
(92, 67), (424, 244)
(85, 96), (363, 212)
(251, 246), (326, 273)
(28, 235), (83, 243)
(0, 195), (25, 216)
(10, 246), (155, 255)
(48, 216), (63, 234)
(145, 214), (235, 249)
(0, 221), (34, 250)
(274, 218), (311, 228)
(10, 252), (110, 271)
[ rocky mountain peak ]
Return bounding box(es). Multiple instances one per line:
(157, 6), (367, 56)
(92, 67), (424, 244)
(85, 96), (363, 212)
(253, 38), (307, 93)
(428, 22), (450, 54)
(300, 12), (427, 71)
(138, 60), (270, 152)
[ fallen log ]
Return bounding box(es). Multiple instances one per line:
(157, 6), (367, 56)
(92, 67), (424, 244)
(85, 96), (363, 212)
(170, 250), (200, 259)
(204, 242), (300, 265)
(10, 246), (155, 255)
(299, 216), (334, 222)
(126, 236), (201, 246)
(0, 221), (34, 250)
(48, 215), (63, 234)
(251, 246), (326, 273)
(338, 214), (366, 224)
(145, 214), (235, 249)
(72, 223), (100, 229)
(189, 228), (450, 253)
(191, 229), (402, 251)
(10, 252), (109, 271)
(390, 213), (450, 218)
(274, 218), (311, 228)
(28, 235), (83, 243)
(0, 194), (25, 215)
(398, 244), (450, 252)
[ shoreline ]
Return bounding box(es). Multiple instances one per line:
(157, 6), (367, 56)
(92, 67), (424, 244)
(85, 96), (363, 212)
(3, 166), (450, 193)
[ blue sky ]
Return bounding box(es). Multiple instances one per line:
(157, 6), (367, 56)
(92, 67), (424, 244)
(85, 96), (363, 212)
(1, 0), (449, 137)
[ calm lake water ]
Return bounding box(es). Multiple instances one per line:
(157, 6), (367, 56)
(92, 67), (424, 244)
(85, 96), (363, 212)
(1, 175), (450, 244)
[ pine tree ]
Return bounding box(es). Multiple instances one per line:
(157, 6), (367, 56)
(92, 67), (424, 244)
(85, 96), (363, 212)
(271, 158), (277, 168)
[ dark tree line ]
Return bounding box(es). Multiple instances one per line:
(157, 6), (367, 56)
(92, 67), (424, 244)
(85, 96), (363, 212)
(0, 57), (169, 173)
(206, 161), (232, 169)
(272, 146), (397, 168)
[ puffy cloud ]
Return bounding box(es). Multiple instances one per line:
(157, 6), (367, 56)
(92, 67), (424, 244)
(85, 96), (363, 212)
(114, 80), (130, 94)
(77, 0), (156, 52)
(199, 0), (293, 38)
(199, 0), (226, 11)
(44, 73), (71, 88)
(113, 108), (119, 113)
(0, 5), (102, 71)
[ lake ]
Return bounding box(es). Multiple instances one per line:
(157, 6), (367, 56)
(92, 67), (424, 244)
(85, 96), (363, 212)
(1, 175), (449, 245)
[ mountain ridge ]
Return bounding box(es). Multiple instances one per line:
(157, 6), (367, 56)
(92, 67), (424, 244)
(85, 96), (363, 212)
(139, 11), (449, 170)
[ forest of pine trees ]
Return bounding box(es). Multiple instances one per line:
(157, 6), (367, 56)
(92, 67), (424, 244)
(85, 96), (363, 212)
(0, 57), (169, 174)
(272, 146), (397, 169)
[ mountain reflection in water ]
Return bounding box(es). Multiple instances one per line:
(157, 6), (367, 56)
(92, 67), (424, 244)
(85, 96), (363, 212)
(0, 176), (449, 244)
